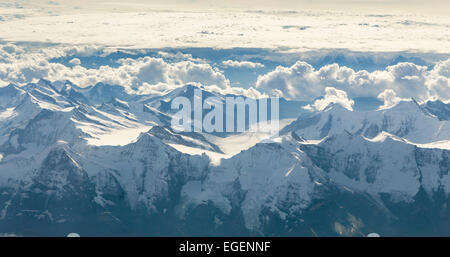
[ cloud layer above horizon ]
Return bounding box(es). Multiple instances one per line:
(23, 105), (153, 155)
(0, 3), (449, 52)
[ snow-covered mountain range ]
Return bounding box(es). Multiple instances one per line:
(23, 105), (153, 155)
(0, 80), (449, 236)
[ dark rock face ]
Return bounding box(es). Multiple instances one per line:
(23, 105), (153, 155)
(0, 148), (97, 236)
(422, 100), (450, 121)
(258, 186), (450, 237)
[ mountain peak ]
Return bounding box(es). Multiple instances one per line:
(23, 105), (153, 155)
(381, 99), (435, 121)
(0, 83), (23, 97)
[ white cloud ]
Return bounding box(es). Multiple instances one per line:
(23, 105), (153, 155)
(1, 44), (24, 55)
(427, 77), (450, 102)
(136, 82), (177, 96)
(0, 6), (449, 52)
(377, 89), (405, 109)
(305, 87), (354, 111)
(156, 51), (204, 63)
(222, 60), (264, 69)
(255, 61), (318, 100)
(0, 43), (271, 98)
(203, 85), (267, 99)
(431, 59), (450, 77)
(0, 44), (231, 95)
(69, 58), (81, 65)
(1, 43), (449, 103)
(172, 61), (229, 89)
(255, 60), (450, 102)
(110, 57), (230, 90)
(426, 59), (450, 101)
(134, 58), (171, 86)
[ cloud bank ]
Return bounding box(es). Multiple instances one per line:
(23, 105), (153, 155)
(255, 60), (450, 103)
(0, 44), (267, 97)
(222, 60), (264, 69)
(0, 6), (449, 52)
(0, 43), (449, 104)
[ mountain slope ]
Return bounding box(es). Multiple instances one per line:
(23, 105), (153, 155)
(281, 100), (450, 145)
(0, 80), (449, 236)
